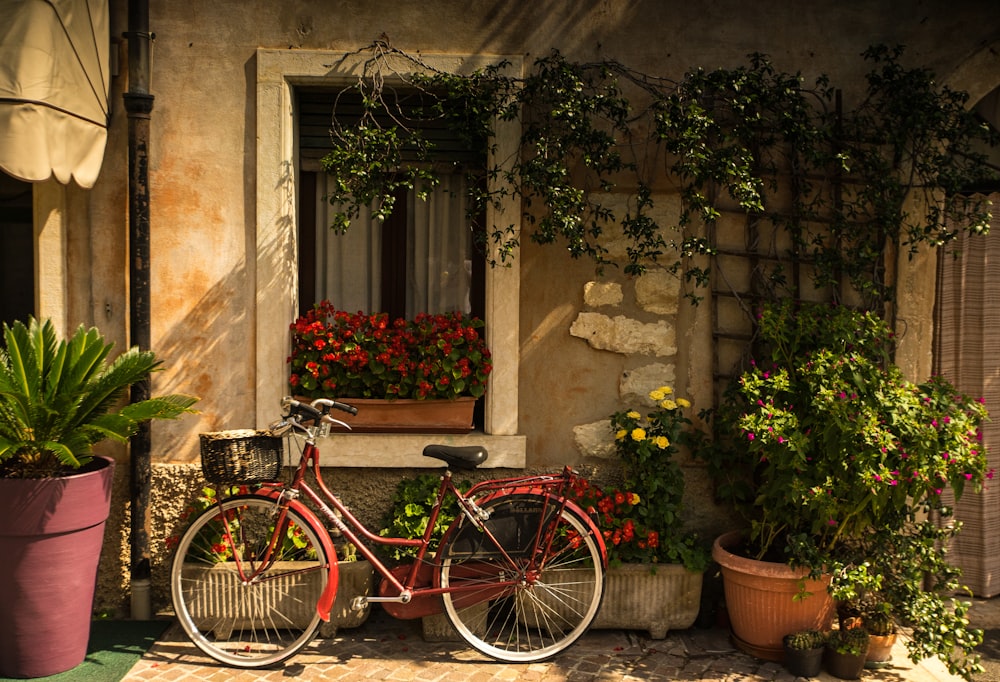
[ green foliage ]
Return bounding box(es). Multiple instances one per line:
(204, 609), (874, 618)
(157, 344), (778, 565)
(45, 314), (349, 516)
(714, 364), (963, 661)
(783, 629), (826, 651)
(0, 318), (198, 478)
(320, 42), (996, 309)
(597, 386), (709, 571)
(706, 300), (990, 559)
(702, 300), (989, 678)
(379, 473), (468, 562)
(827, 627), (870, 656)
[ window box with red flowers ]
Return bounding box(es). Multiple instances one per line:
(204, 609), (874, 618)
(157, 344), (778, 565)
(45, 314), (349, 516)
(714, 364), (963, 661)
(288, 303), (492, 433)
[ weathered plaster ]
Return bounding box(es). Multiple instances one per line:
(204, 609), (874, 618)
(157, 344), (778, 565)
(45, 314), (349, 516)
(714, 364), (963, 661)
(57, 0), (1000, 610)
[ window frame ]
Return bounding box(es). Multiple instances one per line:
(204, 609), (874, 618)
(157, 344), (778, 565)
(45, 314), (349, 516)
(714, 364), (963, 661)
(255, 49), (524, 467)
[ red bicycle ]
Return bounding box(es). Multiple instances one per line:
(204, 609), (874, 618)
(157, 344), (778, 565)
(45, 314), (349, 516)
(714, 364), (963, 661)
(170, 397), (607, 668)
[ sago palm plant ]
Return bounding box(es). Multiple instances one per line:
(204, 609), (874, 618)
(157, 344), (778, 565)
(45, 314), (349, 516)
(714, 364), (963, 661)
(0, 317), (197, 478)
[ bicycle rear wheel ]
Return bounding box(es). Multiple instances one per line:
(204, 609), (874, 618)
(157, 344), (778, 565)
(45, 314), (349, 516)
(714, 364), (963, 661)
(170, 495), (330, 668)
(439, 492), (604, 662)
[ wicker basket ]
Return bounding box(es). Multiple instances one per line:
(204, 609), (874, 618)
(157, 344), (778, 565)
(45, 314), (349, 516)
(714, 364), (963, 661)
(199, 430), (283, 483)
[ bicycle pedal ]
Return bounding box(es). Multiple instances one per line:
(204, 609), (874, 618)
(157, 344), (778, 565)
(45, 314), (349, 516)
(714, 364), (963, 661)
(350, 596), (368, 611)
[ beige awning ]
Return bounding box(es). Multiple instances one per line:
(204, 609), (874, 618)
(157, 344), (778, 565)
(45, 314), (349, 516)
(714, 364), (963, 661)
(0, 0), (110, 189)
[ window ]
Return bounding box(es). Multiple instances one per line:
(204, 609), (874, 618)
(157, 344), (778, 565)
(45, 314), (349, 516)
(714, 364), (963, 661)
(297, 89), (484, 320)
(256, 49), (524, 466)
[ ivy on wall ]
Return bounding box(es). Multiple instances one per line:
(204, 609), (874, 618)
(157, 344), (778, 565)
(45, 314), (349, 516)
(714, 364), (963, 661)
(320, 41), (998, 313)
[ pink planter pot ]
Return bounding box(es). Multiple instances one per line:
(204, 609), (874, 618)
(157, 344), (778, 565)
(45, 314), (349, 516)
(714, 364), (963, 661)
(713, 531), (835, 662)
(0, 457), (115, 678)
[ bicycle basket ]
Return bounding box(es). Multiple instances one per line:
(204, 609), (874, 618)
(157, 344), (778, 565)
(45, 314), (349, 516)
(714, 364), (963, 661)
(199, 430), (282, 483)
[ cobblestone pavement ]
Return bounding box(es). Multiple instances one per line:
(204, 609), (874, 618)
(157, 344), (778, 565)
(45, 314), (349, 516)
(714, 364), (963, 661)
(123, 605), (961, 682)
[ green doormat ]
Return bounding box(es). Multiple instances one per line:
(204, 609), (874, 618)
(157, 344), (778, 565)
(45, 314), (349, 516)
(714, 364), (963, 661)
(0, 620), (170, 682)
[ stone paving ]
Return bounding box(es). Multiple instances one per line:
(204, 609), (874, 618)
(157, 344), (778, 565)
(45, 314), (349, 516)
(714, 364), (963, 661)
(123, 605), (964, 682)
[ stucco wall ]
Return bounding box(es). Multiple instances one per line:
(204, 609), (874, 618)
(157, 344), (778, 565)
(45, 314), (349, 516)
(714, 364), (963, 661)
(77, 0), (1000, 613)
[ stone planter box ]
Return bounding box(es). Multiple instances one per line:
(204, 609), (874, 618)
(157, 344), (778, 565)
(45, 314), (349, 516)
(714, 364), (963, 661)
(421, 603), (489, 642)
(518, 563), (702, 639)
(422, 563), (701, 641)
(182, 559), (374, 638)
(545, 563), (702, 639)
(593, 563), (703, 638)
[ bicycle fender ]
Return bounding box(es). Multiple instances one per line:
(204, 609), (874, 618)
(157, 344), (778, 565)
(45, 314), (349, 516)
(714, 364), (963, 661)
(251, 490), (340, 622)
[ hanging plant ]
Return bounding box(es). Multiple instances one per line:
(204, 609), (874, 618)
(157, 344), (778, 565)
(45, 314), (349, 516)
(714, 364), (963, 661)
(319, 41), (997, 312)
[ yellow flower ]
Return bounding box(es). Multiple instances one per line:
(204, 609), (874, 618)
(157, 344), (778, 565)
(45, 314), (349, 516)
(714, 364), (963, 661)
(630, 427), (646, 441)
(654, 436), (670, 449)
(615, 429), (627, 440)
(660, 399), (677, 410)
(626, 410), (641, 419)
(649, 388), (666, 401)
(676, 397), (691, 408)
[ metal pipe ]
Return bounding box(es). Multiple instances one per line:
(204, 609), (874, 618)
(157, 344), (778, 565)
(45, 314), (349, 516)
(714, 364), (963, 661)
(122, 0), (154, 621)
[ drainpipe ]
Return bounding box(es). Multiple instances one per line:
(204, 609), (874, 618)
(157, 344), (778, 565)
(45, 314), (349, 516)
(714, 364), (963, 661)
(123, 0), (154, 621)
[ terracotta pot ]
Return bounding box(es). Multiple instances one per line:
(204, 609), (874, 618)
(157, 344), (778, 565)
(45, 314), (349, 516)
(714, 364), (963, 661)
(0, 457), (115, 678)
(865, 632), (897, 668)
(305, 396), (477, 433)
(712, 531), (835, 661)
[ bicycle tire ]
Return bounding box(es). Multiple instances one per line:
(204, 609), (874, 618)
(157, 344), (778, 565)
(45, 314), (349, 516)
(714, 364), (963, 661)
(170, 495), (330, 668)
(438, 492), (605, 662)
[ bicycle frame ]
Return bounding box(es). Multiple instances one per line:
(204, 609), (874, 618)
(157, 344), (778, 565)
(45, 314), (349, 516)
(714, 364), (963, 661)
(237, 435), (605, 623)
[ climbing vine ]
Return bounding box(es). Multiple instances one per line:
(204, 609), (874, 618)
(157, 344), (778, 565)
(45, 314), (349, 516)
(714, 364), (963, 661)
(319, 41), (998, 312)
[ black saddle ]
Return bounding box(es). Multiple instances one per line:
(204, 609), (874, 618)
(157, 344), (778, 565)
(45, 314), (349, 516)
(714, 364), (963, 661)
(422, 444), (489, 470)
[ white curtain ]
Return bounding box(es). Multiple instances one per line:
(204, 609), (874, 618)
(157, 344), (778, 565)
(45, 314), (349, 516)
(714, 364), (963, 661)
(313, 176), (382, 313)
(314, 172), (472, 317)
(406, 173), (472, 315)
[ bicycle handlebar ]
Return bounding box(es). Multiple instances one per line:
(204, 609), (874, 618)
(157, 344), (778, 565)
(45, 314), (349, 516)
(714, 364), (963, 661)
(283, 396), (358, 418)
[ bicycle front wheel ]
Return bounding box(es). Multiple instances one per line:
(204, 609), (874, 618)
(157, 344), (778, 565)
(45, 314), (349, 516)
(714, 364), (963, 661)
(170, 495), (330, 668)
(439, 493), (604, 662)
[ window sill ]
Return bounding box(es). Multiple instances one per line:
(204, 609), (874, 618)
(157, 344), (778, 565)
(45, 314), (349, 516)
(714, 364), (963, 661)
(315, 432), (526, 468)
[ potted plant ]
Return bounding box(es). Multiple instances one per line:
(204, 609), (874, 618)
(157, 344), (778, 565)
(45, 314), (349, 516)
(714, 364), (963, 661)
(561, 386), (709, 638)
(563, 478), (706, 638)
(860, 600), (897, 668)
(0, 318), (196, 678)
(824, 627), (870, 680)
(287, 302), (492, 432)
(377, 473), (469, 640)
(702, 300), (990, 677)
(782, 629), (826, 677)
